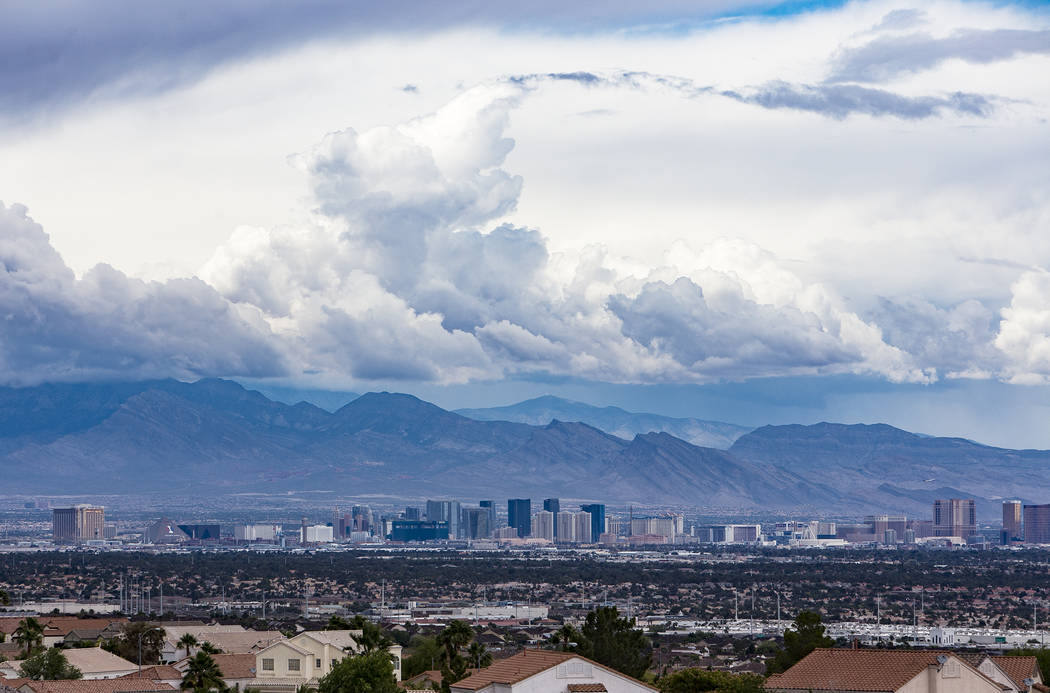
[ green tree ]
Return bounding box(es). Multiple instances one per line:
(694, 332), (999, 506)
(466, 642), (492, 670)
(326, 616), (352, 630)
(179, 633), (200, 659)
(658, 668), (764, 693)
(0, 589), (10, 606)
(180, 651), (227, 692)
(317, 650), (399, 693)
(1005, 649), (1050, 682)
(19, 648), (83, 680)
(766, 611), (833, 675)
(550, 624), (580, 652)
(13, 618), (45, 657)
(349, 616), (393, 654)
(104, 623), (165, 665)
(402, 636), (443, 679)
(574, 607), (652, 680)
(437, 620), (474, 692)
(200, 641), (223, 655)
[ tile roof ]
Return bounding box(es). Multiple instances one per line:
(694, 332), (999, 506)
(18, 679), (176, 693)
(118, 666), (183, 680)
(210, 654), (257, 679)
(61, 648), (137, 674)
(568, 685), (608, 692)
(450, 650), (656, 692)
(193, 631), (285, 654)
(991, 657), (1041, 690)
(0, 619), (127, 638)
(297, 630), (362, 651)
(765, 650), (997, 693)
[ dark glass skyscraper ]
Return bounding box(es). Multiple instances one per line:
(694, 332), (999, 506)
(508, 498), (531, 538)
(543, 498), (560, 538)
(581, 503), (606, 542)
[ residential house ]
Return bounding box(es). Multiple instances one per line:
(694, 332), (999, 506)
(253, 630), (403, 691)
(765, 649), (1015, 693)
(449, 650), (658, 693)
(965, 655), (1044, 693)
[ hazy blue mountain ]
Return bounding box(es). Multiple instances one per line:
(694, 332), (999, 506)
(2, 381), (1047, 513)
(0, 379), (805, 507)
(456, 395), (752, 449)
(244, 383), (361, 412)
(730, 422), (1050, 514)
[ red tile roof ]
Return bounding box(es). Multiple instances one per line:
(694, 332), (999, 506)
(765, 650), (997, 693)
(450, 650), (655, 692)
(119, 666), (183, 680)
(210, 654), (257, 679)
(18, 680), (175, 693)
(991, 657), (1041, 690)
(568, 685), (608, 692)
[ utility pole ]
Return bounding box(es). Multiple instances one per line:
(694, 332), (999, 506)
(876, 595), (881, 640)
(734, 593), (739, 621)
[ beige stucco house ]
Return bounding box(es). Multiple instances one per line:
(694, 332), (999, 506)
(252, 629), (402, 691)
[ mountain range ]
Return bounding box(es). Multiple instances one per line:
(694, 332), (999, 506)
(1, 378), (1047, 514)
(456, 395), (751, 449)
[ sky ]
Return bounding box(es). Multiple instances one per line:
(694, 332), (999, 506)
(1, 0), (1049, 446)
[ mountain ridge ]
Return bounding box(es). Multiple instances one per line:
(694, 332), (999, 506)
(1, 379), (1048, 513)
(456, 395), (752, 449)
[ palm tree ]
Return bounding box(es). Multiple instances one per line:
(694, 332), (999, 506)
(180, 651), (226, 691)
(199, 642), (222, 655)
(437, 620), (473, 662)
(177, 633), (199, 660)
(13, 618), (45, 657)
(550, 624), (578, 652)
(466, 642), (492, 670)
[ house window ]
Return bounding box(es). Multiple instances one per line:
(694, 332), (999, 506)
(942, 661), (960, 678)
(262, 659), (274, 671)
(392, 656), (400, 670)
(288, 658), (301, 671)
(316, 659), (322, 668)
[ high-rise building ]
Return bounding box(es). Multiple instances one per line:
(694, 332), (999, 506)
(543, 499), (560, 538)
(508, 499), (531, 538)
(580, 503), (606, 542)
(52, 505), (105, 542)
(462, 506), (493, 539)
(573, 511), (593, 543)
(867, 515), (907, 542)
(1023, 504), (1050, 544)
(403, 507), (421, 521)
(556, 511), (574, 543)
(426, 500), (461, 539)
(390, 521), (449, 542)
(933, 499), (976, 538)
(479, 501), (497, 532)
(1003, 500), (1023, 544)
(532, 510), (554, 541)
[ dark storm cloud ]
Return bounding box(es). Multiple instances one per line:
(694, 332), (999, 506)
(828, 28), (1050, 84)
(0, 0), (774, 121)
